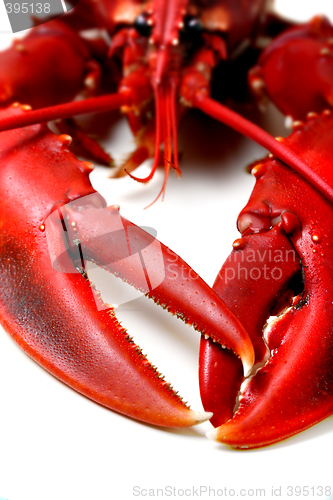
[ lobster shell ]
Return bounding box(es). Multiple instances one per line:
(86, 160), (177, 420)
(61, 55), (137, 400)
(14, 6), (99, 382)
(1, 2), (333, 499)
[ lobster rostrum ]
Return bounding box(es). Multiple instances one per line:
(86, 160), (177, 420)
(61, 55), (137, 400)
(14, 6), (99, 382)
(1, 1), (333, 449)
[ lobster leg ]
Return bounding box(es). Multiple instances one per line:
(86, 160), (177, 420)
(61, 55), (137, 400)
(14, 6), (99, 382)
(205, 110), (333, 448)
(0, 104), (254, 427)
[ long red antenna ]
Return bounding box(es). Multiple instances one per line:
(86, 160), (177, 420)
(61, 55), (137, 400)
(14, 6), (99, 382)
(2, 89), (332, 205)
(0, 93), (130, 133)
(194, 93), (333, 205)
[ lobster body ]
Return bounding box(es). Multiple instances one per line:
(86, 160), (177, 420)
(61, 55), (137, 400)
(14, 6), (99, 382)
(1, 1), (333, 450)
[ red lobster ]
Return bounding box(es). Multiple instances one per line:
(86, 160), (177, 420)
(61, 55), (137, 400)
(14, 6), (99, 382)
(1, 1), (333, 449)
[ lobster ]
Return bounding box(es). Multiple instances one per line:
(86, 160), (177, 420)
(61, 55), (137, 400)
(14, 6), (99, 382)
(0, 0), (333, 451)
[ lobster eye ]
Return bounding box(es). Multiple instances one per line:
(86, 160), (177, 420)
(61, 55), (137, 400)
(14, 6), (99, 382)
(183, 15), (203, 37)
(134, 13), (153, 37)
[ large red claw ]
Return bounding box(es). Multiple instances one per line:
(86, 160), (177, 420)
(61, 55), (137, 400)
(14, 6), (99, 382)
(203, 110), (333, 448)
(48, 196), (255, 378)
(199, 225), (301, 427)
(0, 105), (253, 428)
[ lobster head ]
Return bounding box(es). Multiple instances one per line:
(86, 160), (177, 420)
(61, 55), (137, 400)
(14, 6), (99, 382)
(107, 0), (266, 195)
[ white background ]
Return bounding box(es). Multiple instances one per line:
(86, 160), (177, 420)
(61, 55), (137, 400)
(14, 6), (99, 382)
(0, 1), (11, 32)
(0, 2), (333, 500)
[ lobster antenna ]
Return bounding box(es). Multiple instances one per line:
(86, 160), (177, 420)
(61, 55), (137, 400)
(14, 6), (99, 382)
(0, 93), (130, 132)
(2, 90), (332, 205)
(194, 93), (333, 205)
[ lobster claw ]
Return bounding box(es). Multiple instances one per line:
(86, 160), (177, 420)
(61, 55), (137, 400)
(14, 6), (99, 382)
(200, 110), (333, 448)
(0, 104), (254, 428)
(199, 223), (302, 428)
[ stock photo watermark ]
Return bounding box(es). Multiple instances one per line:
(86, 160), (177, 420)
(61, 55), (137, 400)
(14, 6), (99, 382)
(45, 194), (166, 310)
(132, 485), (333, 498)
(0, 0), (79, 33)
(221, 248), (297, 284)
(43, 194), (301, 310)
